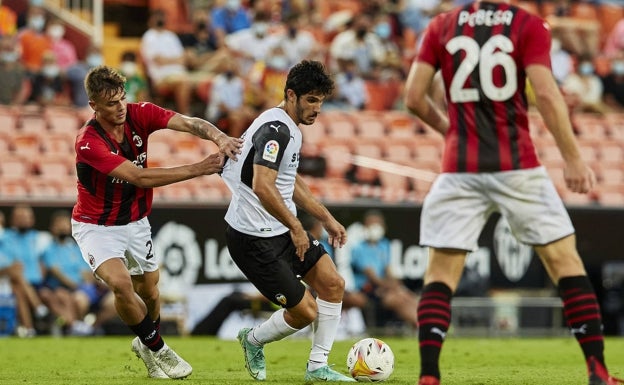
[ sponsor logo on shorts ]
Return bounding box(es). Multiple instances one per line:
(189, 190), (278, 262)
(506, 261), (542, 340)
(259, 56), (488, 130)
(262, 140), (279, 162)
(88, 253), (95, 267)
(275, 293), (287, 306)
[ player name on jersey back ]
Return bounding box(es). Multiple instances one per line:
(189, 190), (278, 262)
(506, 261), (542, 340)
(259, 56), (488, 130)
(458, 9), (514, 27)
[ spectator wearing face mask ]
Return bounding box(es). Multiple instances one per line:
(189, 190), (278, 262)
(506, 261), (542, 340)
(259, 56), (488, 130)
(211, 0), (251, 48)
(65, 44), (104, 108)
(117, 50), (148, 103)
(602, 56), (624, 110)
(350, 210), (420, 330)
(46, 18), (78, 72)
(332, 58), (369, 110)
(205, 58), (255, 138)
(275, 13), (321, 69)
(0, 34), (29, 106)
(562, 55), (606, 115)
(29, 50), (70, 107)
(17, 5), (51, 74)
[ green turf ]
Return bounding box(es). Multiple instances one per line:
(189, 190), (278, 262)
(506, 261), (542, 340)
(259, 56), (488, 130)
(0, 336), (622, 384)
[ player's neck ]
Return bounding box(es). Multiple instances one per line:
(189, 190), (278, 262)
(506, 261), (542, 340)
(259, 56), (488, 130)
(277, 100), (300, 125)
(95, 118), (125, 142)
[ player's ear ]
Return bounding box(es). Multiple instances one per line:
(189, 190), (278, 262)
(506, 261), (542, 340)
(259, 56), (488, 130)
(286, 88), (296, 103)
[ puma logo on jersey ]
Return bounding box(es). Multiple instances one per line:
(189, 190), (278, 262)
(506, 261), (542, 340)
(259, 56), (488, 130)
(80, 143), (90, 150)
(270, 124), (280, 132)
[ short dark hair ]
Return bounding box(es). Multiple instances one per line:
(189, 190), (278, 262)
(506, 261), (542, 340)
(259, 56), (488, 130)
(84, 65), (126, 101)
(284, 60), (334, 99)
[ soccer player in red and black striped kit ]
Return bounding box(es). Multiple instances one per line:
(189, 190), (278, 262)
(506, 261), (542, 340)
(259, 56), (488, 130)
(71, 66), (242, 379)
(405, 1), (622, 385)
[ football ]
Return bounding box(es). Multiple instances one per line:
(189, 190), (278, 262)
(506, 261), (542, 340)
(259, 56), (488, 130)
(346, 337), (394, 382)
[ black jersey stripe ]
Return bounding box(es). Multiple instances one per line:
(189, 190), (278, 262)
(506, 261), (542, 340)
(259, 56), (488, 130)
(454, 4), (472, 172)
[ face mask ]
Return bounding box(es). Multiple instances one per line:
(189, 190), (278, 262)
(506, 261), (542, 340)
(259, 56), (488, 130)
(225, 0), (241, 11)
(267, 55), (289, 70)
(42, 64), (60, 78)
(16, 226), (30, 234)
(365, 223), (385, 242)
(0, 51), (18, 63)
(288, 26), (297, 39)
(578, 62), (594, 76)
(612, 61), (624, 76)
(155, 18), (165, 28)
(374, 23), (391, 39)
(355, 28), (367, 39)
(120, 61), (137, 76)
(29, 16), (46, 32)
(224, 70), (234, 79)
(253, 23), (268, 38)
(57, 233), (71, 242)
(47, 25), (65, 40)
(86, 54), (103, 68)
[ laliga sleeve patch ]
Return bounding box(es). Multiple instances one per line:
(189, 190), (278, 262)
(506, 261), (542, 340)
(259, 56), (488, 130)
(262, 140), (279, 162)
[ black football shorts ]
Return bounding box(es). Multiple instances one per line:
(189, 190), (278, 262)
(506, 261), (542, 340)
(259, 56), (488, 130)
(225, 225), (327, 308)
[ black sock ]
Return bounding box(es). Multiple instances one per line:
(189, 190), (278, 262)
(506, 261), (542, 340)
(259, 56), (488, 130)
(417, 282), (453, 380)
(558, 275), (605, 367)
(153, 316), (161, 333)
(129, 315), (164, 352)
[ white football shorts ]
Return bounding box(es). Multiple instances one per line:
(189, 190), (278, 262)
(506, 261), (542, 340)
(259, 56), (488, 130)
(71, 216), (158, 275)
(420, 166), (575, 251)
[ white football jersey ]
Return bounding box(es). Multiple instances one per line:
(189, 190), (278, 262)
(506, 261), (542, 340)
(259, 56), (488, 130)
(221, 107), (302, 237)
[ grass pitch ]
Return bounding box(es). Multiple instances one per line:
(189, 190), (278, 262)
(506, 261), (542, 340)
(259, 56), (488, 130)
(0, 336), (622, 384)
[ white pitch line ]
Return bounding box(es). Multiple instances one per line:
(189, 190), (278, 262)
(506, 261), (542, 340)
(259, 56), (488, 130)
(350, 154), (438, 182)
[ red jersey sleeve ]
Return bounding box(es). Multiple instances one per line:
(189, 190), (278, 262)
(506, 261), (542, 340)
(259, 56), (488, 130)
(75, 129), (127, 175)
(519, 16), (551, 68)
(127, 102), (176, 136)
(416, 15), (444, 69)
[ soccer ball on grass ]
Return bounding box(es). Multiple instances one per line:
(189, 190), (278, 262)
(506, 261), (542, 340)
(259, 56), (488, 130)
(346, 337), (394, 382)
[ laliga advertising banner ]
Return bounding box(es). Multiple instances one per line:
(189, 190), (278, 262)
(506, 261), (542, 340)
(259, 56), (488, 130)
(1, 204), (620, 330)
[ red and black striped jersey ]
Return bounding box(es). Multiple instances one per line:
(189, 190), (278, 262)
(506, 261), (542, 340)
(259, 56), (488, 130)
(72, 102), (175, 226)
(417, 1), (551, 172)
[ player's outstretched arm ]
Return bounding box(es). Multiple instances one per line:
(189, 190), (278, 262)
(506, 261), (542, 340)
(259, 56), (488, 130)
(166, 114), (243, 161)
(293, 175), (346, 249)
(107, 153), (224, 188)
(527, 64), (596, 194)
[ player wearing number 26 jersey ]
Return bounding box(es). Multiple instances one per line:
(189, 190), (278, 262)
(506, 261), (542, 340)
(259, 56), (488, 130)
(405, 2), (621, 385)
(418, 2), (549, 172)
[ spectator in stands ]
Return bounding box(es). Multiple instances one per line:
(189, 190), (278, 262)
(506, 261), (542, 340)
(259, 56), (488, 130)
(276, 12), (322, 68)
(350, 210), (419, 329)
(211, 0), (252, 48)
(118, 50), (148, 103)
(140, 9), (193, 116)
(372, 12), (404, 81)
(29, 50), (70, 107)
(332, 58), (369, 110)
(603, 19), (624, 59)
(602, 55), (624, 110)
(66, 44), (103, 108)
(179, 9), (221, 74)
(329, 13), (385, 79)
(17, 5), (51, 74)
(0, 34), (29, 106)
(550, 35), (574, 85)
(39, 210), (94, 335)
(224, 11), (281, 75)
(205, 58), (255, 138)
(0, 0), (17, 36)
(46, 18), (78, 72)
(4, 204), (52, 336)
(562, 55), (606, 115)
(0, 211), (43, 337)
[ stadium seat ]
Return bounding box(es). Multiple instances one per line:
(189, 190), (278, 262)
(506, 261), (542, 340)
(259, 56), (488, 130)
(41, 132), (75, 157)
(46, 111), (81, 135)
(356, 118), (386, 142)
(321, 143), (353, 178)
(300, 120), (326, 146)
(36, 156), (74, 181)
(0, 179), (30, 198)
(19, 115), (48, 134)
(27, 177), (62, 199)
(9, 134), (41, 158)
(326, 119), (356, 141)
(599, 143), (624, 164)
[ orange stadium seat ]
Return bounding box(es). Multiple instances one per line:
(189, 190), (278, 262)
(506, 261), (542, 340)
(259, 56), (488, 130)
(41, 132), (75, 157)
(320, 143), (352, 179)
(10, 133), (41, 158)
(356, 118), (386, 142)
(0, 179), (29, 198)
(300, 120), (326, 146)
(0, 155), (34, 181)
(326, 119), (356, 141)
(19, 115), (47, 134)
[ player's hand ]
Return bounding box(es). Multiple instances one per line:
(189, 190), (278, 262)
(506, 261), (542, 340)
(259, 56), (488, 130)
(198, 152), (225, 175)
(563, 158), (596, 194)
(322, 218), (347, 249)
(215, 133), (243, 161)
(290, 227), (310, 262)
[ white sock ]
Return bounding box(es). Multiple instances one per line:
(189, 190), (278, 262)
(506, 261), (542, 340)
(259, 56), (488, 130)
(249, 308), (298, 346)
(308, 299), (342, 371)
